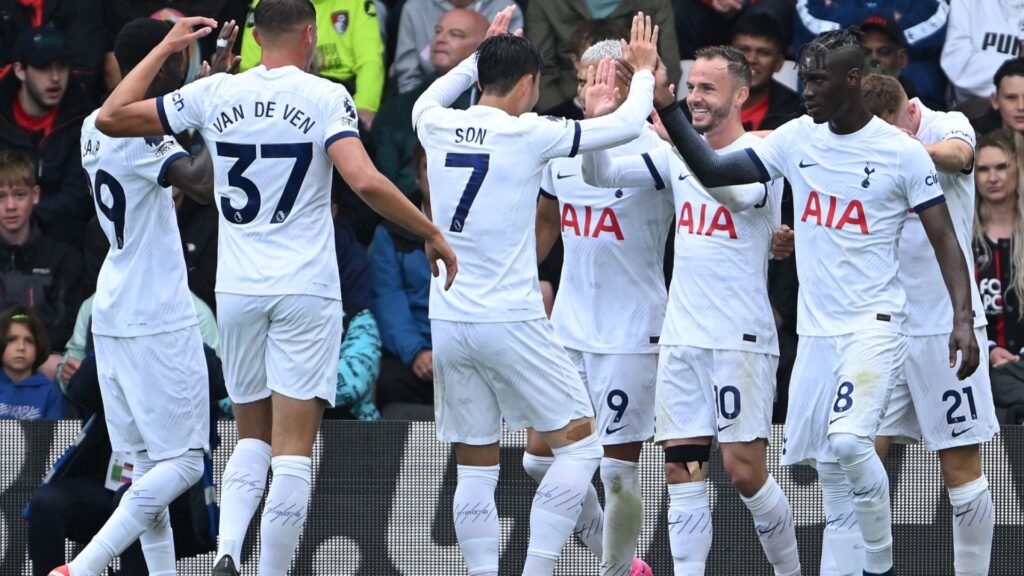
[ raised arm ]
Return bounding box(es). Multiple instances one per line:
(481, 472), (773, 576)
(410, 54), (478, 129)
(581, 144), (665, 188)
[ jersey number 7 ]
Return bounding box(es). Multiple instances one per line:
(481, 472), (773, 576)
(445, 152), (489, 233)
(216, 142), (313, 225)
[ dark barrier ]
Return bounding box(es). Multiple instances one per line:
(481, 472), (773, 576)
(1, 421), (1023, 575)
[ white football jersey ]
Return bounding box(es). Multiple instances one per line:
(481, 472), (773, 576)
(543, 128), (673, 354)
(413, 56), (655, 322)
(81, 111), (197, 337)
(159, 66), (361, 300)
(752, 115), (945, 337)
(586, 132), (782, 354)
(898, 100), (986, 336)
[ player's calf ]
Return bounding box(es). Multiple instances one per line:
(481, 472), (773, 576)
(663, 441), (713, 576)
(600, 444), (643, 576)
(828, 433), (892, 575)
(818, 462), (864, 576)
(939, 446), (993, 576)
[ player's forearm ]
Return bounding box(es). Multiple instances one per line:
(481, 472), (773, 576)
(575, 70), (655, 154)
(97, 43), (174, 135)
(358, 173), (443, 241)
(411, 55), (478, 129)
(921, 205), (974, 323)
(925, 140), (973, 174)
(536, 196), (561, 262)
(581, 148), (653, 188)
(704, 183), (769, 213)
(656, 100), (768, 187)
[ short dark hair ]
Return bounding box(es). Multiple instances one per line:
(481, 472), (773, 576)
(995, 58), (1024, 93)
(732, 13), (786, 54)
(114, 18), (173, 77)
(0, 306), (50, 371)
(477, 34), (543, 97)
(569, 18), (629, 59)
(799, 27), (865, 72)
(254, 0), (316, 36)
(862, 73), (908, 119)
(694, 45), (752, 88)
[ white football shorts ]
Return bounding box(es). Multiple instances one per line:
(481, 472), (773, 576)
(567, 348), (657, 445)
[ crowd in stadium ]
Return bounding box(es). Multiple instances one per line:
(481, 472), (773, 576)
(0, 0), (1022, 575)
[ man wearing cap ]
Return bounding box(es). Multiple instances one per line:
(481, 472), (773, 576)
(0, 26), (94, 245)
(859, 15), (944, 111)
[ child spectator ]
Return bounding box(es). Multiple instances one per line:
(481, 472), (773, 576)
(0, 305), (61, 419)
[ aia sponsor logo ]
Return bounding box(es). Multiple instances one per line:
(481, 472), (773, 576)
(800, 190), (869, 234)
(561, 204), (623, 240)
(677, 201), (736, 238)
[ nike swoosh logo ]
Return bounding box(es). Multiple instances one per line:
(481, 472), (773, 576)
(678, 174), (691, 181)
(605, 424), (628, 434)
(829, 415), (847, 425)
(717, 423), (735, 432)
(556, 172), (573, 179)
(954, 507), (974, 518)
(952, 426), (974, 438)
(852, 489), (870, 497)
(799, 160), (818, 168)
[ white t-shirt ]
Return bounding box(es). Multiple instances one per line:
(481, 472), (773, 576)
(584, 132), (782, 354)
(413, 56), (655, 322)
(159, 66), (361, 300)
(81, 111), (197, 337)
(898, 99), (986, 336)
(543, 128), (673, 354)
(752, 115), (945, 336)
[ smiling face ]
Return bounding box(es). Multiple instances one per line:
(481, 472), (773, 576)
(686, 56), (745, 133)
(732, 33), (784, 92)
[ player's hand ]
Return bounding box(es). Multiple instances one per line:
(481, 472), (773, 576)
(425, 231), (458, 290)
(650, 108), (670, 142)
(159, 16), (218, 55)
(615, 58), (634, 88)
(60, 356), (81, 384)
(771, 225), (794, 260)
(653, 58), (676, 108)
(621, 12), (659, 73)
(584, 58), (621, 118)
(486, 4), (522, 38)
(411, 349), (434, 381)
(200, 19), (241, 77)
(989, 346), (1020, 368)
(949, 319), (980, 380)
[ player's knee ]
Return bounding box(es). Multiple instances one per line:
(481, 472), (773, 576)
(664, 443), (711, 483)
(724, 460), (762, 497)
(827, 433), (874, 467)
(939, 445), (982, 487)
(521, 452), (554, 484)
(552, 433), (602, 462)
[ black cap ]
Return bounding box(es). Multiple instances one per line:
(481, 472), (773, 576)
(860, 16), (906, 47)
(13, 26), (72, 68)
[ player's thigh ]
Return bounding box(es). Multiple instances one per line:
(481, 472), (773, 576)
(828, 329), (907, 440)
(96, 328), (211, 459)
(217, 293), (271, 403)
(781, 335), (840, 466)
(582, 351), (657, 445)
(265, 295), (344, 406)
(655, 345), (716, 444)
(710, 349), (777, 444)
(877, 370), (920, 446)
(431, 320), (502, 446)
(904, 328), (998, 451)
(94, 334), (144, 454)
(477, 320), (593, 435)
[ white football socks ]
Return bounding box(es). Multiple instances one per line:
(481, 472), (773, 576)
(454, 464), (500, 576)
(829, 433), (893, 574)
(949, 475), (994, 576)
(133, 452), (177, 576)
(523, 434), (602, 575)
(216, 437), (271, 567)
(666, 481), (712, 576)
(522, 452), (605, 558)
(599, 457), (642, 576)
(740, 475), (800, 576)
(818, 461), (864, 576)
(258, 455), (312, 576)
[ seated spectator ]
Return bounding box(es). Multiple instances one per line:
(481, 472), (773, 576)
(374, 7), (486, 199)
(527, 0), (681, 113)
(369, 146), (432, 417)
(794, 0), (948, 111)
(858, 14), (944, 111)
(325, 213), (382, 421)
(0, 150), (82, 381)
(240, 0), (385, 127)
(542, 18), (629, 121)
(0, 26), (93, 245)
(392, 0), (522, 94)
(974, 58), (1024, 137)
(0, 305), (60, 419)
(731, 12), (802, 131)
(674, 0), (794, 60)
(942, 0), (1024, 104)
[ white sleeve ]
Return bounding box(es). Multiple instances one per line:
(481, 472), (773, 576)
(936, 110), (977, 149)
(531, 70), (655, 161)
(540, 161), (556, 199)
(581, 139), (672, 190)
(411, 55), (478, 132)
(940, 0), (988, 99)
(158, 74), (223, 135)
(750, 119), (801, 182)
(322, 83), (361, 149)
(704, 181), (776, 214)
(901, 141), (946, 212)
(127, 136), (188, 188)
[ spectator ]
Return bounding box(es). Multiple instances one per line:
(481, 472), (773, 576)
(0, 26), (93, 245)
(674, 0), (794, 60)
(541, 18), (630, 121)
(527, 0), (681, 113)
(794, 0), (949, 112)
(731, 11), (802, 131)
(369, 146), (432, 416)
(975, 58), (1024, 137)
(858, 14), (943, 110)
(392, 0), (522, 94)
(326, 215), (382, 421)
(374, 7), (486, 199)
(0, 305), (60, 419)
(942, 0), (1024, 104)
(0, 149), (82, 381)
